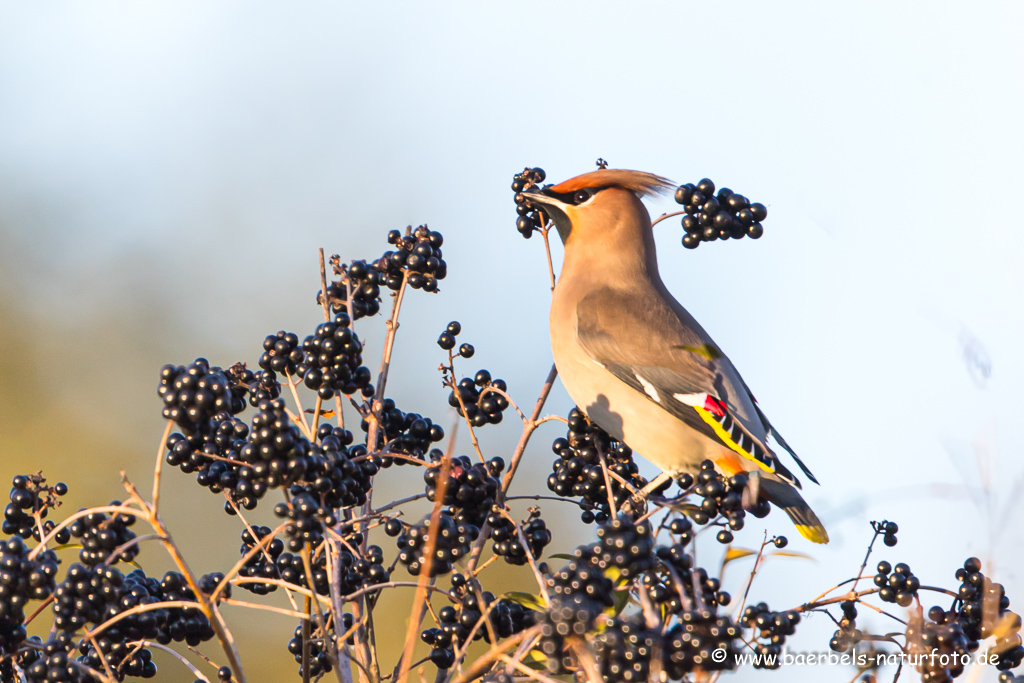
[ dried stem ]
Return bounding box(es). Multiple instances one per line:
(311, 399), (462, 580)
(396, 455), (452, 682)
(651, 210), (686, 227)
(448, 628), (537, 683)
(220, 597), (318, 621)
(85, 631), (118, 681)
(735, 533), (771, 619)
(500, 364), (558, 493)
(540, 224), (557, 292)
(286, 372), (315, 440)
(102, 533), (165, 565)
(145, 641), (210, 681)
(29, 505), (147, 560)
(151, 419), (174, 518)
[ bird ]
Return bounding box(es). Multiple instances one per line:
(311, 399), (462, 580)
(524, 167), (829, 544)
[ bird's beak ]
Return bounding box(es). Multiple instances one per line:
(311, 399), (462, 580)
(523, 190), (573, 244)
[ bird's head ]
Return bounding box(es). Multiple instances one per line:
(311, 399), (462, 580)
(524, 169), (674, 245)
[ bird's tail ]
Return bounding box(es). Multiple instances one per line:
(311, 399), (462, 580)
(758, 476), (829, 544)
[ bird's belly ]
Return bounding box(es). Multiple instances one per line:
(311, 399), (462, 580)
(552, 339), (718, 476)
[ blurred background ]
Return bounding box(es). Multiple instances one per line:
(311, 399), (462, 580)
(2, 2), (1022, 681)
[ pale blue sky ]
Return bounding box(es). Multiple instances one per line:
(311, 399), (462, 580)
(2, 3), (1022, 681)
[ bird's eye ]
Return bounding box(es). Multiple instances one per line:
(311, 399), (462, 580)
(573, 189), (592, 205)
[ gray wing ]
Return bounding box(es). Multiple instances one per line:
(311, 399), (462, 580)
(576, 284), (804, 486)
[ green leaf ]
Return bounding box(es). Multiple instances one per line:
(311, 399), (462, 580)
(722, 547), (757, 567)
(611, 587), (631, 616)
(503, 591), (546, 612)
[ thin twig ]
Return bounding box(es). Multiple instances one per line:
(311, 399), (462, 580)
(736, 533), (770, 619)
(478, 385), (526, 424)
(449, 628), (537, 683)
(85, 631), (118, 681)
(102, 533), (165, 565)
(852, 527), (884, 592)
(146, 641), (210, 681)
(540, 224), (557, 292)
(373, 493), (428, 514)
(219, 597), (317, 621)
(286, 372), (315, 440)
(28, 505), (147, 560)
(151, 420), (174, 518)
(651, 210), (686, 227)
(500, 364), (558, 493)
(496, 654), (563, 683)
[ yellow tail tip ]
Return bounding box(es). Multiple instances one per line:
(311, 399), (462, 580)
(795, 523), (830, 544)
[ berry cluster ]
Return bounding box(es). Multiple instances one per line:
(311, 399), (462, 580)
(0, 537), (60, 655)
(324, 257), (382, 320)
(158, 359), (246, 434)
(540, 534), (741, 681)
(67, 505), (138, 566)
(16, 634), (89, 683)
(243, 368), (281, 407)
(78, 637), (158, 680)
(548, 408), (647, 523)
(166, 412), (250, 496)
(675, 179), (768, 249)
(424, 456), (502, 526)
(270, 551), (328, 596)
(954, 557), (1023, 671)
(265, 537), (385, 600)
(663, 610), (741, 677)
(287, 622), (335, 679)
(680, 461), (765, 543)
(53, 564), (217, 664)
(3, 474), (69, 542)
(422, 577), (535, 669)
(539, 546), (617, 673)
(590, 616), (656, 683)
(259, 331), (303, 376)
(237, 525), (285, 595)
(829, 600), (862, 652)
(488, 511), (551, 566)
(874, 560), (920, 607)
(595, 517), (656, 579)
(307, 424), (375, 510)
(322, 227), (447, 320)
(741, 603), (801, 669)
(363, 399), (444, 464)
(510, 167), (548, 238)
(275, 492), (334, 552)
(437, 321), (475, 359)
(650, 544), (728, 614)
(337, 544), (389, 597)
(905, 606), (973, 683)
(297, 315), (374, 400)
(378, 226), (447, 292)
(242, 399), (315, 489)
(447, 370), (509, 427)
(396, 513), (478, 577)
(875, 519), (899, 547)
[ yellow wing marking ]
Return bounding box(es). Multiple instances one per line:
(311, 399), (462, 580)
(694, 406), (775, 476)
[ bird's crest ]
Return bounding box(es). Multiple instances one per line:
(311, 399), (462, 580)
(548, 169), (674, 198)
